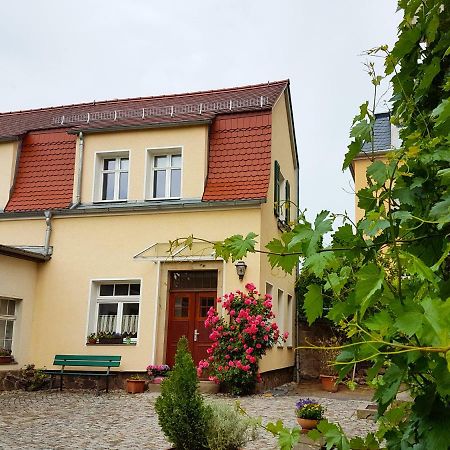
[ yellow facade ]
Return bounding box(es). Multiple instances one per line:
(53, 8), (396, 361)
(0, 95), (298, 377)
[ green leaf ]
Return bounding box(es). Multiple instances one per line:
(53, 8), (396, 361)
(417, 57), (441, 95)
(351, 120), (372, 142)
(303, 252), (336, 277)
(316, 420), (351, 450)
(366, 310), (393, 333)
(391, 25), (421, 60)
(266, 237), (299, 274)
(399, 251), (437, 284)
(355, 263), (385, 316)
(342, 139), (362, 170)
(421, 297), (450, 347)
(431, 98), (450, 126)
(303, 284), (323, 325)
(214, 232), (257, 262)
(278, 427), (300, 450)
(374, 363), (405, 413)
(425, 12), (439, 43)
(367, 160), (389, 186)
(394, 311), (423, 337)
(356, 187), (377, 211)
(430, 196), (450, 228)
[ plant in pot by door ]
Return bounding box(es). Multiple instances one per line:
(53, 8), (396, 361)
(0, 348), (13, 364)
(126, 374), (146, 394)
(317, 336), (341, 393)
(295, 398), (324, 433)
(146, 364), (170, 383)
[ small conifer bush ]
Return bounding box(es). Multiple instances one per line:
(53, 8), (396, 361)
(155, 336), (210, 450)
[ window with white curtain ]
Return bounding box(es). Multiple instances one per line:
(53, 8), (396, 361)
(0, 298), (16, 351)
(93, 282), (140, 341)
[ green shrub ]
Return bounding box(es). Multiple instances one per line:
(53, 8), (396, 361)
(206, 402), (258, 450)
(155, 337), (210, 450)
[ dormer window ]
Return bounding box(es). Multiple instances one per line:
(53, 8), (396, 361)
(94, 152), (129, 202)
(147, 148), (182, 199)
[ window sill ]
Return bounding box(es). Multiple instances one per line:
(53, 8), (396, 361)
(86, 343), (137, 346)
(93, 199), (128, 204)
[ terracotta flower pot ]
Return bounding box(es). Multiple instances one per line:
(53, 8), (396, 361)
(126, 379), (146, 394)
(297, 417), (319, 433)
(320, 374), (339, 392)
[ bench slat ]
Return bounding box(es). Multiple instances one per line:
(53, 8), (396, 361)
(53, 360), (121, 367)
(43, 370), (117, 377)
(54, 355), (121, 362)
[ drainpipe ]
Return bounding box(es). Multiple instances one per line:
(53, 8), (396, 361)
(44, 210), (52, 256)
(70, 131), (84, 209)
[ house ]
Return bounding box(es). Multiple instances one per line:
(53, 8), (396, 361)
(350, 112), (399, 221)
(0, 80), (298, 386)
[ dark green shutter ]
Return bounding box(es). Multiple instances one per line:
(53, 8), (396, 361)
(285, 180), (290, 223)
(274, 161), (280, 216)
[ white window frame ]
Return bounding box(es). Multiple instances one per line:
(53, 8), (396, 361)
(93, 150), (130, 202)
(286, 294), (294, 347)
(277, 288), (285, 348)
(145, 147), (183, 200)
(87, 280), (142, 344)
(0, 298), (17, 352)
(277, 172), (286, 220)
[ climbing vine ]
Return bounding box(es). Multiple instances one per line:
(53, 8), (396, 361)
(171, 1), (450, 448)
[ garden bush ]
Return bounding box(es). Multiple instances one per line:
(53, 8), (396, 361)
(197, 283), (288, 395)
(155, 336), (211, 450)
(205, 402), (258, 450)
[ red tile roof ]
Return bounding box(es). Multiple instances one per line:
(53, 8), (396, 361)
(5, 130), (76, 212)
(203, 111), (272, 201)
(0, 80), (288, 138)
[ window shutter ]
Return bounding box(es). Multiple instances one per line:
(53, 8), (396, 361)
(274, 161), (280, 216)
(285, 180), (290, 223)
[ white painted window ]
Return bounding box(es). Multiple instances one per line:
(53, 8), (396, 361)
(94, 152), (129, 202)
(0, 298), (16, 351)
(286, 294), (293, 347)
(277, 288), (285, 348)
(91, 282), (141, 341)
(148, 150), (182, 199)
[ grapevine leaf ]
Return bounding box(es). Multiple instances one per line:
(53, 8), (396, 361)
(303, 284), (323, 325)
(355, 263), (384, 316)
(394, 311), (423, 337)
(342, 139), (363, 171)
(303, 252), (336, 277)
(266, 238), (298, 274)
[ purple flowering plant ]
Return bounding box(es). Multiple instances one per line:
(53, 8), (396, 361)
(147, 364), (170, 377)
(295, 398), (324, 420)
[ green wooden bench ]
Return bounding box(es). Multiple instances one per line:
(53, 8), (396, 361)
(43, 355), (121, 393)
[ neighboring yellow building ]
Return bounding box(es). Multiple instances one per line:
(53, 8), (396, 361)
(0, 81), (299, 385)
(351, 112), (398, 221)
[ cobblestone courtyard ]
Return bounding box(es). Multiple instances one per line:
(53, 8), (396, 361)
(0, 387), (376, 450)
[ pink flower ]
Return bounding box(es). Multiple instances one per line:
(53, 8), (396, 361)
(263, 335), (269, 341)
(283, 332), (289, 340)
(245, 282), (256, 292)
(256, 343), (262, 349)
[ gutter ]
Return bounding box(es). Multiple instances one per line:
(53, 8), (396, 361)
(0, 135), (19, 143)
(0, 198), (266, 220)
(0, 244), (50, 262)
(44, 210), (52, 255)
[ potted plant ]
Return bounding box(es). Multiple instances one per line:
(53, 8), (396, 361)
(97, 332), (123, 344)
(317, 336), (341, 392)
(126, 374), (146, 394)
(86, 333), (97, 345)
(295, 398), (324, 433)
(146, 364), (170, 383)
(0, 348), (13, 364)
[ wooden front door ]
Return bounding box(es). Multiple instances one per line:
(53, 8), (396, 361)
(166, 291), (216, 368)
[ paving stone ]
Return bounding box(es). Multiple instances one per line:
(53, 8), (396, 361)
(0, 389), (376, 449)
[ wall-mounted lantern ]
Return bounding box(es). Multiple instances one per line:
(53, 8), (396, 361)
(235, 260), (247, 280)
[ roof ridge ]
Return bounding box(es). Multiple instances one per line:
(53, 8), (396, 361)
(0, 80), (289, 117)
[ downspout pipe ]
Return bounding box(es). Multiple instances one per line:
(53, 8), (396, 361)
(70, 131), (84, 209)
(44, 210), (52, 256)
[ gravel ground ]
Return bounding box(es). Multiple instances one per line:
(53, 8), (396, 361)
(0, 388), (376, 450)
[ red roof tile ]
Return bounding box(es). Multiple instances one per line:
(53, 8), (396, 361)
(0, 81), (288, 138)
(202, 111), (272, 202)
(5, 130), (76, 212)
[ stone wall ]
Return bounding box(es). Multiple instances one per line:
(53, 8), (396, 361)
(256, 366), (294, 392)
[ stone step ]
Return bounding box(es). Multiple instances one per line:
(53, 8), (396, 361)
(146, 380), (219, 394)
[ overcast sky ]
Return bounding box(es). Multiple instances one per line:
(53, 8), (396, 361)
(1, 1), (399, 222)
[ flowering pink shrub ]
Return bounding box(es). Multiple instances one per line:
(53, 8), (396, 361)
(197, 282), (288, 395)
